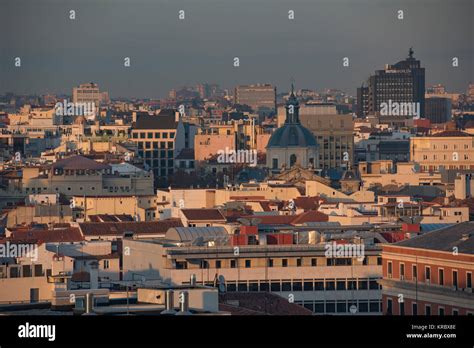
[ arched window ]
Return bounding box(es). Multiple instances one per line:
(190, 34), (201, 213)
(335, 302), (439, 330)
(290, 154), (297, 167)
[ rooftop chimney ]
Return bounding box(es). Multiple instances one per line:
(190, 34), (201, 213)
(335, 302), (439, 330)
(161, 290), (177, 315)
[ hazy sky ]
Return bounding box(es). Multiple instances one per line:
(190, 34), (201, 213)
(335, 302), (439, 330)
(1, 0), (472, 99)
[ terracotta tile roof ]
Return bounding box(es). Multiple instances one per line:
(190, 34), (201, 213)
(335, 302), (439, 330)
(230, 196), (266, 200)
(293, 196), (325, 211)
(51, 155), (110, 171)
(7, 227), (84, 243)
(291, 210), (329, 224)
(79, 219), (183, 236)
(181, 209), (226, 221)
(88, 214), (135, 222)
(431, 130), (471, 137)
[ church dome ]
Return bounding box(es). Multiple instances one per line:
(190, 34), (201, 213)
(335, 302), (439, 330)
(267, 124), (317, 147)
(267, 84), (317, 148)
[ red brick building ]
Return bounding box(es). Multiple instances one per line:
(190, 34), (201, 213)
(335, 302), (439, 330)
(380, 222), (474, 315)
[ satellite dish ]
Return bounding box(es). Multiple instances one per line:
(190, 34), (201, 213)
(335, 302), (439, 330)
(218, 275), (226, 293)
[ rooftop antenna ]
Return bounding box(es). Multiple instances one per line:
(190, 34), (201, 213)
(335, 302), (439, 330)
(409, 47), (414, 58)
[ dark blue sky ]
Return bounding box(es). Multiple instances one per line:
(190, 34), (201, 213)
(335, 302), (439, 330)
(1, 0), (472, 98)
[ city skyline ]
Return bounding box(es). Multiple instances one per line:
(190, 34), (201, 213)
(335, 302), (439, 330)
(1, 0), (472, 98)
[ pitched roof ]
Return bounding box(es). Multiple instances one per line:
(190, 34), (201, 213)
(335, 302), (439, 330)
(291, 210), (329, 224)
(394, 222), (474, 254)
(51, 155), (110, 171)
(79, 219), (183, 236)
(219, 292), (312, 316)
(88, 214), (135, 222)
(293, 196), (324, 211)
(431, 130), (471, 137)
(181, 209), (226, 221)
(7, 227), (84, 244)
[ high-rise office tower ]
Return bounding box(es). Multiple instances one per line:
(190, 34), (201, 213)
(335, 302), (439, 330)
(357, 48), (425, 118)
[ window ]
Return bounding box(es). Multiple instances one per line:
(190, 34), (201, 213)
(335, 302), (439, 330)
(314, 280), (324, 291)
(439, 269), (444, 286)
(337, 301), (347, 313)
(296, 258), (302, 267)
(400, 263), (405, 280)
(325, 280), (335, 291)
(230, 260), (236, 268)
(237, 282), (247, 292)
(412, 303), (418, 316)
(452, 309), (459, 316)
(314, 302), (324, 313)
(282, 259), (288, 267)
(425, 305), (431, 316)
(103, 260), (109, 269)
(292, 280), (302, 292)
(272, 158), (278, 169)
(281, 281), (291, 291)
(369, 300), (380, 313)
(336, 280), (346, 291)
(304, 280), (313, 291)
(268, 259), (273, 267)
(245, 260), (251, 268)
(325, 301), (335, 313)
(311, 258), (317, 266)
(467, 272), (472, 289)
(227, 283), (236, 292)
(425, 266), (431, 282)
(399, 302), (405, 316)
(249, 282), (258, 291)
(359, 301), (369, 313)
(386, 298), (393, 315)
(260, 282), (269, 292)
(453, 270), (458, 289)
(369, 279), (379, 290)
(388, 261), (393, 278)
(270, 282), (281, 292)
(215, 260), (221, 269)
(439, 307), (445, 316)
(412, 265), (417, 280)
(358, 279), (368, 290)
